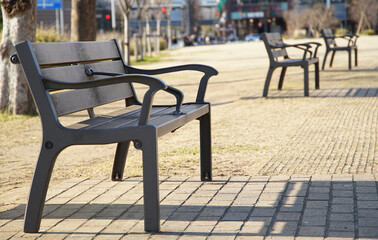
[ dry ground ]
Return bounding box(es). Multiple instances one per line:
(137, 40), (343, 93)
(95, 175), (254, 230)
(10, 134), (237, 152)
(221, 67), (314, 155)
(1, 36), (377, 213)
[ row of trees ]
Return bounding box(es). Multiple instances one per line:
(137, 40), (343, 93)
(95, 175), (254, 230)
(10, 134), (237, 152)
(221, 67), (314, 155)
(0, 0), (180, 114)
(283, 0), (378, 38)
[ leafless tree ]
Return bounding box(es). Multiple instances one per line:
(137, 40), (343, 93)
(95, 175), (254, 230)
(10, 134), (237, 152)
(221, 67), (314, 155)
(0, 0), (36, 114)
(136, 0), (147, 59)
(188, 0), (201, 34)
(118, 0), (135, 64)
(71, 0), (96, 41)
(165, 3), (173, 49)
(349, 0), (378, 34)
(283, 9), (304, 37)
(143, 2), (152, 56)
(301, 3), (339, 37)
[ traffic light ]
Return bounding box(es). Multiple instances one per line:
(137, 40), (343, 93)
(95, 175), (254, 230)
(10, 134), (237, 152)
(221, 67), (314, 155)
(161, 7), (166, 13)
(105, 14), (111, 20)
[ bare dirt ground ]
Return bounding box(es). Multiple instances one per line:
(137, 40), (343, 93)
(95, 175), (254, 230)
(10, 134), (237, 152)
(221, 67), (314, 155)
(1, 36), (377, 213)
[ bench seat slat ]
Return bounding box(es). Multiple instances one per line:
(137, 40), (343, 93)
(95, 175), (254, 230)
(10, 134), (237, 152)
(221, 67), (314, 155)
(42, 60), (126, 82)
(51, 83), (134, 116)
(32, 41), (120, 66)
(67, 104), (209, 137)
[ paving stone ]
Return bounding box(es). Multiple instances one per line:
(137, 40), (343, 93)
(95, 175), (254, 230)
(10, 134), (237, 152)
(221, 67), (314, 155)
(332, 190), (353, 197)
(212, 221), (243, 233)
(358, 209), (378, 218)
(358, 217), (378, 227)
(276, 213), (301, 221)
(270, 221), (298, 235)
(250, 208), (276, 217)
(332, 198), (354, 205)
(255, 200), (280, 207)
(305, 200), (328, 208)
(301, 216), (326, 226)
(329, 213), (354, 222)
(356, 194), (378, 201)
(356, 187), (377, 193)
(359, 227), (378, 238)
(308, 193), (330, 200)
(248, 216), (273, 225)
(309, 187), (330, 193)
(332, 183), (353, 190)
(282, 197), (305, 205)
(331, 205), (354, 213)
(329, 221), (355, 231)
(239, 221), (268, 235)
(222, 212), (250, 221)
(357, 200), (378, 209)
(326, 231), (355, 238)
(303, 208), (328, 216)
(297, 226), (325, 237)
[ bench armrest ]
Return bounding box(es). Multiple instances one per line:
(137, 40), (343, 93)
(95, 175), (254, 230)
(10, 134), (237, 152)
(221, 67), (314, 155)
(305, 42), (322, 58)
(84, 69), (184, 115)
(340, 34), (359, 46)
(42, 74), (169, 125)
(125, 64), (219, 102)
(270, 43), (312, 60)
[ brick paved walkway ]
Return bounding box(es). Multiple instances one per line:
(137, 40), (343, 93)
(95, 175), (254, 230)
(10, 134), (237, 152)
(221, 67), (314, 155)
(1, 175), (378, 240)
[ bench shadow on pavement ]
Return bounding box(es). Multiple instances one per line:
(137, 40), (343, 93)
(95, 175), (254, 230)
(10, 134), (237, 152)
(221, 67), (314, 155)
(242, 87), (378, 99)
(1, 178), (378, 239)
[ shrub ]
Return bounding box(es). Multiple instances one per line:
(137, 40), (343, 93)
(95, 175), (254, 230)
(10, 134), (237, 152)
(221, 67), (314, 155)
(36, 27), (67, 42)
(360, 29), (375, 35)
(335, 28), (347, 36)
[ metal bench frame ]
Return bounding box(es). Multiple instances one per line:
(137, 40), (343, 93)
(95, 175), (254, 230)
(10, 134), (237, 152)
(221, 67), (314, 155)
(261, 32), (321, 97)
(13, 39), (218, 233)
(321, 28), (358, 70)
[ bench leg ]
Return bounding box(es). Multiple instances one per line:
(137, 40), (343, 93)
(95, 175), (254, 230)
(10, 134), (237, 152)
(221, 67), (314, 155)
(199, 111), (212, 181)
(315, 62), (320, 89)
(278, 67), (287, 90)
(141, 131), (160, 232)
(24, 144), (62, 233)
(348, 49), (352, 70)
(330, 51), (336, 68)
(263, 67), (275, 97)
(303, 66), (309, 97)
(322, 50), (329, 70)
(112, 141), (131, 181)
(355, 48), (358, 67)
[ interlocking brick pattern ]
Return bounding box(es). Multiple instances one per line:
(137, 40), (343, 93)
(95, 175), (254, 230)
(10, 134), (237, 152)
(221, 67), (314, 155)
(1, 175), (378, 239)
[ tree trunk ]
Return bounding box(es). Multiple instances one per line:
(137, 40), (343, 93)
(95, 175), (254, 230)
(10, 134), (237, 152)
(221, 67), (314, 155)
(356, 13), (364, 34)
(0, 1), (36, 114)
(123, 13), (131, 64)
(71, 0), (96, 41)
(145, 15), (152, 56)
(166, 10), (172, 49)
(138, 17), (144, 60)
(156, 17), (161, 54)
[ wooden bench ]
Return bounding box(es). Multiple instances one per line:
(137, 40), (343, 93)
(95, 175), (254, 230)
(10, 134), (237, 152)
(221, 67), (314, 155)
(12, 40), (218, 233)
(261, 32), (321, 97)
(321, 28), (358, 70)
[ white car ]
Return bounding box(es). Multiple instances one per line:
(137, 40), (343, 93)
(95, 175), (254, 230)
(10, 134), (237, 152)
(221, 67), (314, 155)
(245, 33), (261, 42)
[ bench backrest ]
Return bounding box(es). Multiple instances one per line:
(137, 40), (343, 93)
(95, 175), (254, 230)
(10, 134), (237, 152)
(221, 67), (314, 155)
(261, 32), (289, 61)
(321, 28), (337, 48)
(15, 40), (137, 120)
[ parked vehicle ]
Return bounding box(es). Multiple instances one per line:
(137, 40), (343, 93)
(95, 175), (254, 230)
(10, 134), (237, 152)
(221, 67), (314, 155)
(245, 33), (261, 42)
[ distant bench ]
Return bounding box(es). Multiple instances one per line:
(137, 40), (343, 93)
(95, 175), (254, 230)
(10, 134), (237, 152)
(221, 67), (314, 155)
(261, 32), (321, 97)
(12, 40), (218, 233)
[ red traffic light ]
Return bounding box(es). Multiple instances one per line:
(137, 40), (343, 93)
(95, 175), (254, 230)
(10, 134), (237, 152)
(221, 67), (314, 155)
(161, 7), (166, 13)
(105, 14), (111, 20)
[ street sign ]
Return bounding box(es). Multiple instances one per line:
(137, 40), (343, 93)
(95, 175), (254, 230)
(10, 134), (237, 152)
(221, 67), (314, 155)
(37, 0), (62, 9)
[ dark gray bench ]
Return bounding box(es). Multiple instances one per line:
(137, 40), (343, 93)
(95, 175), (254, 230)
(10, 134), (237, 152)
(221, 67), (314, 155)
(321, 28), (358, 70)
(261, 32), (321, 97)
(12, 40), (218, 233)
